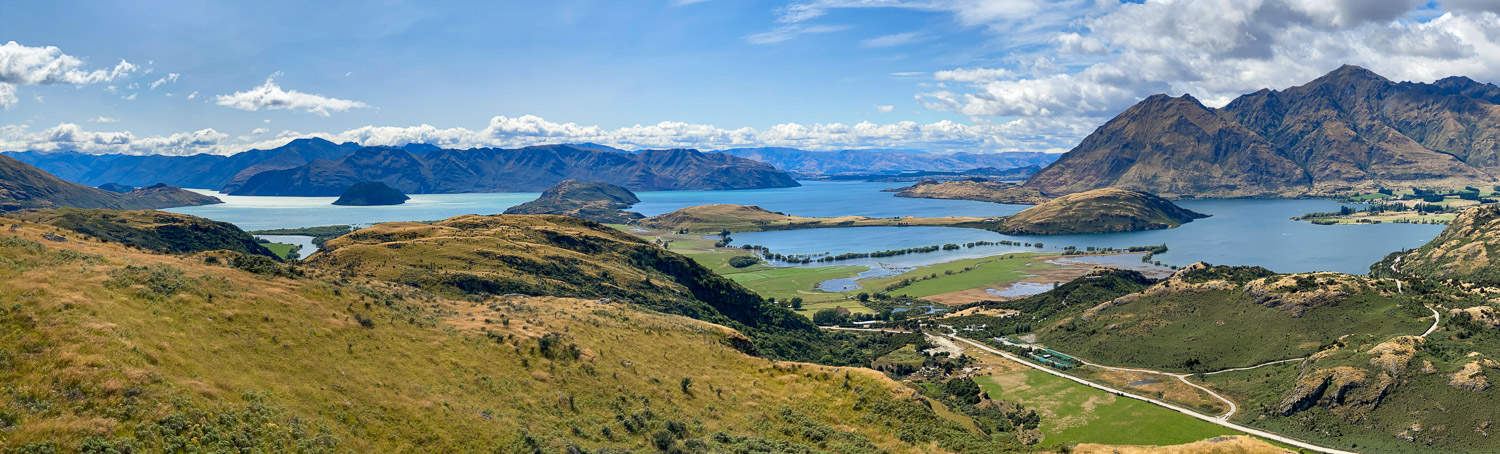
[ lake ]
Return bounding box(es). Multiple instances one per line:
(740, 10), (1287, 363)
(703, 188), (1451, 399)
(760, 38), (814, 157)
(170, 181), (1444, 274)
(731, 198), (1443, 274)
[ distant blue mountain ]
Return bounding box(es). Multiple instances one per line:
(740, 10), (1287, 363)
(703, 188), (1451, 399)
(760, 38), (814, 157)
(7, 137), (359, 190)
(5, 139), (800, 196)
(715, 147), (1058, 175)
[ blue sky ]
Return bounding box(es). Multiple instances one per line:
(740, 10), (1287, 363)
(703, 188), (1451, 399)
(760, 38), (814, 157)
(3, 0), (1500, 155)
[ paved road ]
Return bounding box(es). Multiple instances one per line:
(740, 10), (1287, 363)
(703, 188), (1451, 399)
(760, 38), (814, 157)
(946, 334), (1358, 454)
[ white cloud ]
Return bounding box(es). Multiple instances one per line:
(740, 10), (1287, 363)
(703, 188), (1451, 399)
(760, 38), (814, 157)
(0, 41), (136, 107)
(856, 1), (1500, 137)
(186, 91), (198, 99)
(121, 93), (137, 101)
(675, 0), (711, 5)
(875, 104), (894, 112)
(933, 67), (1015, 82)
(0, 84), (16, 108)
(1, 113), (1076, 156)
(149, 72), (179, 90)
(745, 24), (852, 44)
(861, 31), (927, 48)
(90, 116), (118, 123)
(214, 73), (371, 116)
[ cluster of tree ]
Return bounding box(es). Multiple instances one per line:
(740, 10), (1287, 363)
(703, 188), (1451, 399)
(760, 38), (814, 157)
(915, 376), (1043, 445)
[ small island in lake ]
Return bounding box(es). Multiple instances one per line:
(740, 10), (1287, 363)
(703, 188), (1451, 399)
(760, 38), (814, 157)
(891, 179), (1051, 205)
(503, 180), (644, 224)
(991, 188), (1206, 235)
(332, 181), (410, 206)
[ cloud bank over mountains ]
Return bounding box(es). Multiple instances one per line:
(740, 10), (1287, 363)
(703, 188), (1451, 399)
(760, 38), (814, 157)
(7, 1), (1500, 156)
(1, 114), (1081, 156)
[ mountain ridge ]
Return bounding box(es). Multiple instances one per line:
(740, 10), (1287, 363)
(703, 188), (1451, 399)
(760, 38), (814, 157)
(1025, 65), (1500, 198)
(0, 155), (221, 211)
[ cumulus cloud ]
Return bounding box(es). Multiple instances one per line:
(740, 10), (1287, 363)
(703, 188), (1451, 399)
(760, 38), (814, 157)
(90, 116), (118, 123)
(755, 1), (1500, 150)
(875, 104), (894, 112)
(0, 113), (1077, 156)
(0, 41), (136, 107)
(186, 91), (198, 99)
(214, 73), (371, 116)
(859, 1), (1500, 128)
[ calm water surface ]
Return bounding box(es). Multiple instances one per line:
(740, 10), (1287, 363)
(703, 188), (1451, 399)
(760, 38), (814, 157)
(169, 182), (1442, 274)
(733, 198), (1443, 274)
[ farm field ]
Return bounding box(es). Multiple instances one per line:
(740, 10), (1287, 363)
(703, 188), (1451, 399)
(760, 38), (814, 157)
(976, 370), (1239, 447)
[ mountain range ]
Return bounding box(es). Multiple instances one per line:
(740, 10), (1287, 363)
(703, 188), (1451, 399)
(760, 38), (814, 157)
(716, 147), (1057, 176)
(0, 154), (220, 211)
(1025, 65), (1500, 198)
(6, 139), (802, 196)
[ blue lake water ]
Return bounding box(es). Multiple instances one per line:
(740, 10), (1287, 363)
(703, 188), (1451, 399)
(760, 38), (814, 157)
(732, 198), (1443, 274)
(169, 181), (1444, 274)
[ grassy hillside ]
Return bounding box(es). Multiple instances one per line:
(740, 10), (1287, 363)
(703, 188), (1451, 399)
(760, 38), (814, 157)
(1375, 205), (1500, 285)
(953, 261), (1500, 452)
(0, 215), (1028, 452)
(994, 188), (1206, 235)
(8, 208), (278, 260)
(1036, 264), (1429, 372)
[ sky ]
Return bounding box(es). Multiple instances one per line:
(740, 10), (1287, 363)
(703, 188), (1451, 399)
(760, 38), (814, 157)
(3, 0), (1500, 156)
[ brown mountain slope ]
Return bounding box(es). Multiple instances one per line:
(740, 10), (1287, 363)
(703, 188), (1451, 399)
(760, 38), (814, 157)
(0, 154), (220, 211)
(1026, 65), (1500, 198)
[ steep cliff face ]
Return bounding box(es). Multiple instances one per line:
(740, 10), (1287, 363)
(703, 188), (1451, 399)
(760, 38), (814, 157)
(1026, 66), (1500, 198)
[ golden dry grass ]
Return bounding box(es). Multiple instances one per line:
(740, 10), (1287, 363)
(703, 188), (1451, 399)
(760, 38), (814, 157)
(0, 218), (991, 452)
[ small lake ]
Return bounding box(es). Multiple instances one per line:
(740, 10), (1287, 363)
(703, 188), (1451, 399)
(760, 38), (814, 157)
(169, 182), (1443, 274)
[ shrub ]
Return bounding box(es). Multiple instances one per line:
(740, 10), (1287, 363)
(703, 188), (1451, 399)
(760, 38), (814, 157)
(812, 309), (850, 326)
(727, 255), (759, 268)
(106, 264), (189, 299)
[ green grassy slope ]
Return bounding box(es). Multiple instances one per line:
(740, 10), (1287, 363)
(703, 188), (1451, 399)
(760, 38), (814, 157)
(8, 208), (279, 260)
